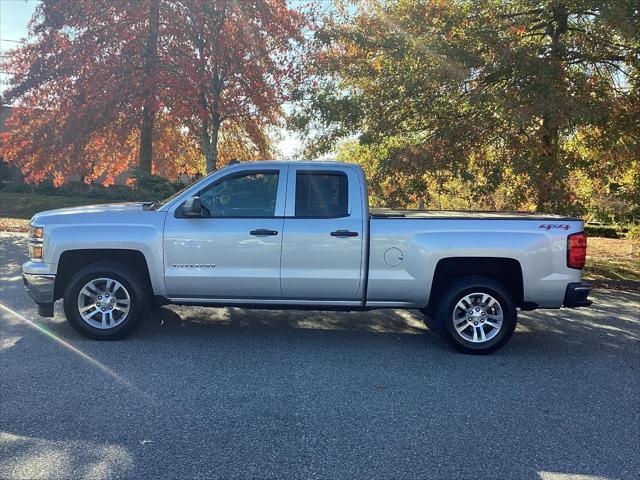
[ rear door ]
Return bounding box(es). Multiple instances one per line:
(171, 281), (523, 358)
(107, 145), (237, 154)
(280, 165), (365, 301)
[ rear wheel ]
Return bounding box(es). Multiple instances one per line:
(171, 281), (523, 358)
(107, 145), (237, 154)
(63, 261), (148, 340)
(435, 276), (517, 354)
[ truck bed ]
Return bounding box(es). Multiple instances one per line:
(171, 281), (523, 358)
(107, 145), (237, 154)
(369, 208), (579, 221)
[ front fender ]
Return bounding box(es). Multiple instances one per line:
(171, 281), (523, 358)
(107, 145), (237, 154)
(44, 223), (166, 296)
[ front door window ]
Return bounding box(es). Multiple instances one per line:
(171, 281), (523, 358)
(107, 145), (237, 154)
(199, 171), (279, 217)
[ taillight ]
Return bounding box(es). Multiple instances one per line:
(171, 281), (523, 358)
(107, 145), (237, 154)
(567, 232), (587, 269)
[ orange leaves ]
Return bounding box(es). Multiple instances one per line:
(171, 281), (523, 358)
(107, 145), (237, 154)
(2, 0), (307, 182)
(3, 0), (157, 181)
(171, 0), (305, 171)
(512, 25), (526, 36)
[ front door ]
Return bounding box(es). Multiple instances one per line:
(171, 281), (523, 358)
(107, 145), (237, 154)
(280, 166), (365, 301)
(163, 168), (286, 299)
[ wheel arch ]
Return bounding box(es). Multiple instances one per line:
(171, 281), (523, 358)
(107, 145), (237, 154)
(54, 249), (153, 300)
(427, 257), (524, 313)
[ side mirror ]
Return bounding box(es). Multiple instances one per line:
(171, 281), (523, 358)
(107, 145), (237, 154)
(181, 196), (202, 217)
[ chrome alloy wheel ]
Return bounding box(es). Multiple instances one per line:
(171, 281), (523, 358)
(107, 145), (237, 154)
(77, 277), (131, 329)
(452, 292), (503, 343)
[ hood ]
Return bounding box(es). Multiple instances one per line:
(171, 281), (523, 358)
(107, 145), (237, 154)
(31, 202), (147, 224)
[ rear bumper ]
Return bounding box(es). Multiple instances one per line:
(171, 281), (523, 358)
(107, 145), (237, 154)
(563, 282), (592, 307)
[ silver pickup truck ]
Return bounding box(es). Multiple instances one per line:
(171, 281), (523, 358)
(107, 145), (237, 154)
(22, 161), (591, 353)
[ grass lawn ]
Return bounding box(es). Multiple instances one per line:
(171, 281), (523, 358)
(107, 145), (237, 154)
(584, 237), (639, 291)
(1, 191), (638, 290)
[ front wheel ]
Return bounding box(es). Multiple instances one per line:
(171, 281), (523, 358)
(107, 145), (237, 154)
(63, 261), (148, 340)
(436, 276), (517, 354)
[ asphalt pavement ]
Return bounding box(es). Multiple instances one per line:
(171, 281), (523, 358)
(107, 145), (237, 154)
(1, 232), (639, 480)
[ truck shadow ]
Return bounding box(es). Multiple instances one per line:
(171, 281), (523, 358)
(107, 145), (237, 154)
(130, 305), (449, 356)
(5, 286), (630, 360)
(120, 289), (640, 358)
(142, 304), (429, 335)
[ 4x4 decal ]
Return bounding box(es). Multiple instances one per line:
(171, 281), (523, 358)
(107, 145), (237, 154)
(538, 224), (571, 230)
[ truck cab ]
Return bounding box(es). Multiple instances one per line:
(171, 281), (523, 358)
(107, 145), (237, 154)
(162, 162), (369, 305)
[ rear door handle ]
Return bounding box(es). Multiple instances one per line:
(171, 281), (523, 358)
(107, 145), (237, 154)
(330, 230), (359, 237)
(250, 229), (279, 236)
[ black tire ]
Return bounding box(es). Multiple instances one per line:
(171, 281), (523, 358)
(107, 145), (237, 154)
(63, 261), (149, 340)
(435, 276), (517, 354)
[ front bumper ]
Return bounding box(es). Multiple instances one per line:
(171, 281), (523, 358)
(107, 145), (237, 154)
(22, 273), (56, 316)
(563, 282), (592, 307)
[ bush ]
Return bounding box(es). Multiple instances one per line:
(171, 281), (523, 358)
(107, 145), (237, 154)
(129, 168), (182, 201)
(626, 224), (640, 240)
(0, 171), (183, 202)
(584, 224), (622, 239)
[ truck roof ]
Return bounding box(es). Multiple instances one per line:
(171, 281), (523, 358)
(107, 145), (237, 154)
(227, 160), (353, 167)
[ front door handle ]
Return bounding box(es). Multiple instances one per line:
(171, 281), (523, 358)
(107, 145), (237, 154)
(250, 229), (279, 236)
(330, 230), (359, 237)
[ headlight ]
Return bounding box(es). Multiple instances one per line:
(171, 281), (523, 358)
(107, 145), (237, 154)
(28, 224), (44, 261)
(29, 225), (44, 239)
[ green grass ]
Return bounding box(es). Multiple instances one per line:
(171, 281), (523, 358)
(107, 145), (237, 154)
(0, 192), (114, 219)
(584, 257), (640, 283)
(583, 237), (639, 291)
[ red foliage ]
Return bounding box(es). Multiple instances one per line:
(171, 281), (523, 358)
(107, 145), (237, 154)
(0, 0), (306, 183)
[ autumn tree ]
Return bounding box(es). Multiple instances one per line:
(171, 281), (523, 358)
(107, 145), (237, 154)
(0, 0), (171, 183)
(1, 0), (306, 183)
(166, 0), (305, 172)
(292, 0), (639, 215)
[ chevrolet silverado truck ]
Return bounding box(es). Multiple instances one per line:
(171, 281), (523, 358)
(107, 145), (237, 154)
(22, 161), (591, 353)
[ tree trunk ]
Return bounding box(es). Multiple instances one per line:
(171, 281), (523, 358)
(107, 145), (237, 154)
(201, 112), (221, 174)
(192, 3), (227, 174)
(138, 0), (160, 175)
(535, 2), (568, 212)
(207, 114), (220, 173)
(536, 113), (560, 211)
(199, 72), (223, 173)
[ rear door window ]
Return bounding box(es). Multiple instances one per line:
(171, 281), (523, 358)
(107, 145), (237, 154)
(295, 172), (348, 218)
